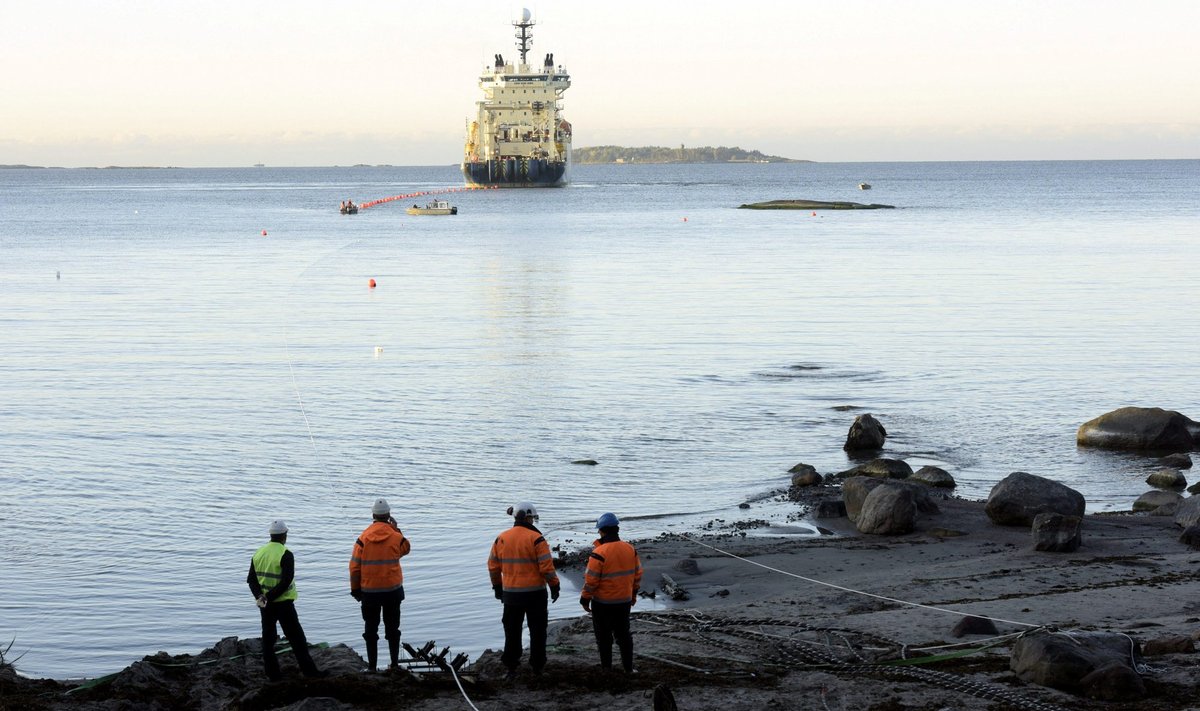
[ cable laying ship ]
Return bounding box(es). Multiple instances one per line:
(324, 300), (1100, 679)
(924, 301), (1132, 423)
(462, 9), (571, 188)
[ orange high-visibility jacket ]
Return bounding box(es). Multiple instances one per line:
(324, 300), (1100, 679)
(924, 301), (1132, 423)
(488, 524), (559, 593)
(581, 538), (642, 604)
(349, 521), (411, 594)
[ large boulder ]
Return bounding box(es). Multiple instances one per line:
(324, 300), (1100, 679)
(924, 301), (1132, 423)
(1077, 407), (1194, 453)
(789, 464), (823, 487)
(843, 413), (886, 452)
(855, 485), (917, 535)
(838, 458), (913, 479)
(1173, 495), (1200, 528)
(842, 476), (939, 523)
(909, 465), (956, 488)
(1031, 512), (1082, 552)
(1011, 631), (1145, 701)
(1133, 490), (1183, 512)
(985, 472), (1085, 526)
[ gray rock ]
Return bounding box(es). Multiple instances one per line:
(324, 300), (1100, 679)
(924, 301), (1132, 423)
(790, 469), (823, 487)
(1076, 406), (1194, 452)
(814, 499), (847, 519)
(1146, 468), (1186, 489)
(1179, 525), (1200, 549)
(839, 457), (913, 479)
(855, 485), (917, 535)
(1152, 501), (1180, 517)
(985, 472), (1085, 526)
(1133, 489), (1183, 512)
(672, 558), (701, 576)
(572, 459), (599, 465)
(1142, 635), (1194, 656)
(788, 462), (818, 475)
(1174, 496), (1200, 528)
(1031, 512), (1082, 552)
(842, 476), (939, 523)
(909, 465), (955, 488)
(950, 615), (999, 638)
(1079, 662), (1146, 701)
(843, 413), (886, 452)
(1010, 631), (1144, 699)
(1162, 453), (1194, 470)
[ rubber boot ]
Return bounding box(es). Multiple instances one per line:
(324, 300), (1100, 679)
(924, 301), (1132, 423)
(365, 638), (378, 671)
(388, 638), (400, 669)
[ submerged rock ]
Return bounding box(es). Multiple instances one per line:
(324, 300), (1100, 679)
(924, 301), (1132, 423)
(843, 414), (887, 452)
(1162, 453), (1194, 470)
(738, 199), (896, 210)
(1076, 406), (1195, 453)
(1146, 468), (1187, 489)
(909, 465), (956, 488)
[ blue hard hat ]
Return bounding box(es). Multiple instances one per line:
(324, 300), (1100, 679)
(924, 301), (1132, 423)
(596, 512), (620, 529)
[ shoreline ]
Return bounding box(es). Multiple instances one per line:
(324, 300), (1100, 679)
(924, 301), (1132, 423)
(6, 486), (1200, 709)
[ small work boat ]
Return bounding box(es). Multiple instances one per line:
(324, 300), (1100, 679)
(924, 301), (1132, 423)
(340, 200), (358, 214)
(406, 199), (458, 216)
(858, 183), (872, 190)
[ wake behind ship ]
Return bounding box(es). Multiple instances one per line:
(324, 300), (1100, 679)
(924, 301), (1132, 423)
(462, 9), (571, 188)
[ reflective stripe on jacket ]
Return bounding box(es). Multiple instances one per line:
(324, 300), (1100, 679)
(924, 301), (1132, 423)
(581, 538), (642, 604)
(252, 541), (297, 602)
(350, 521), (411, 594)
(487, 523), (559, 593)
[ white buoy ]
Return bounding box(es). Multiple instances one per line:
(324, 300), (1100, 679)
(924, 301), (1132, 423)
(374, 346), (384, 357)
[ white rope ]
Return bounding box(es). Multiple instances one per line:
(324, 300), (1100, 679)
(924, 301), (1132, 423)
(682, 535), (1041, 629)
(446, 661), (482, 711)
(282, 327), (321, 462)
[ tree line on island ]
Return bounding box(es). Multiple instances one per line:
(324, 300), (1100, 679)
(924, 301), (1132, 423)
(573, 145), (806, 164)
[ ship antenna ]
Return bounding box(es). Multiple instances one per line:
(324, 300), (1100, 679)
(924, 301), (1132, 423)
(513, 8), (534, 64)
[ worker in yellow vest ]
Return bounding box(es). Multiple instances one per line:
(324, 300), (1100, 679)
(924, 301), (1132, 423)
(349, 498), (411, 671)
(247, 520), (324, 681)
(487, 501), (559, 680)
(579, 512), (642, 673)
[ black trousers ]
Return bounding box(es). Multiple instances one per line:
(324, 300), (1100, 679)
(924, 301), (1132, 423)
(591, 601), (633, 671)
(360, 589), (403, 642)
(500, 591), (549, 671)
(259, 600), (319, 679)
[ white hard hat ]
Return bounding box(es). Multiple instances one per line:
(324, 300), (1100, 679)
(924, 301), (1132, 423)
(372, 498), (391, 516)
(510, 501), (538, 520)
(268, 520), (288, 535)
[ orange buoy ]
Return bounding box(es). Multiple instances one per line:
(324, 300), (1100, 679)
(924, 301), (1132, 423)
(368, 278), (377, 288)
(811, 212), (816, 217)
(682, 217), (688, 222)
(261, 229), (268, 235)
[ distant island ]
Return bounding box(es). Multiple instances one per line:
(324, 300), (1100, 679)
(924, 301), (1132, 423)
(574, 145), (807, 164)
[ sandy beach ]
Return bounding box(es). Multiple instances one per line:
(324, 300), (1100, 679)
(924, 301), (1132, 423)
(5, 487), (1200, 710)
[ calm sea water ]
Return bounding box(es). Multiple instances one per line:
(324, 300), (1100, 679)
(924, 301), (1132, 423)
(2, 160), (1198, 677)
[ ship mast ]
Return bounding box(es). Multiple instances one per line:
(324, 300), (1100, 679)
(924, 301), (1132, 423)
(513, 8), (534, 65)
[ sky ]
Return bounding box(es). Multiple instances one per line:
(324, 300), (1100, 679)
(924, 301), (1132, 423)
(2, 0), (1197, 167)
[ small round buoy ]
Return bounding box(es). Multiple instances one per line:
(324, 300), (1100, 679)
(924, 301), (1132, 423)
(368, 278), (377, 288)
(811, 212), (817, 217)
(682, 217), (688, 222)
(374, 346), (384, 356)
(261, 229), (267, 236)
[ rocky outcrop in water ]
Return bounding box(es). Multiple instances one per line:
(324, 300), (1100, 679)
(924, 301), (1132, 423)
(1077, 407), (1196, 453)
(843, 414), (887, 452)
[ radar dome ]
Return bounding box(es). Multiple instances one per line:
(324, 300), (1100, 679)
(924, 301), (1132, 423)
(521, 8), (532, 22)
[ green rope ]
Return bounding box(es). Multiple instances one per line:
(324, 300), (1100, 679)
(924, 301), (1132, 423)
(63, 642), (330, 696)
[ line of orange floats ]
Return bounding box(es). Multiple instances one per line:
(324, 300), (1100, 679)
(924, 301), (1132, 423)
(358, 184), (499, 210)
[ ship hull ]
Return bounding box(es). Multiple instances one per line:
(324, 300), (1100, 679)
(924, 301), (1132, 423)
(462, 159), (567, 188)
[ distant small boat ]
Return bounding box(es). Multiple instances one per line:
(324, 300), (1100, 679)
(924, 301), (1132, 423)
(858, 183), (872, 190)
(407, 199), (457, 216)
(340, 201), (358, 214)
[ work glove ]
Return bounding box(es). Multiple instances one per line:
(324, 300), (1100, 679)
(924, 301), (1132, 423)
(255, 595), (268, 609)
(493, 584), (503, 601)
(351, 590), (363, 602)
(579, 596), (591, 612)
(550, 584), (560, 603)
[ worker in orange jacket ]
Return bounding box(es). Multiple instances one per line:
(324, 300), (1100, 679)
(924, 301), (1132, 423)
(579, 512), (642, 673)
(349, 498), (411, 671)
(487, 501), (560, 680)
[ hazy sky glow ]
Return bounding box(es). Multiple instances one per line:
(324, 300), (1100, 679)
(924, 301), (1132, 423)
(3, 0), (1197, 166)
